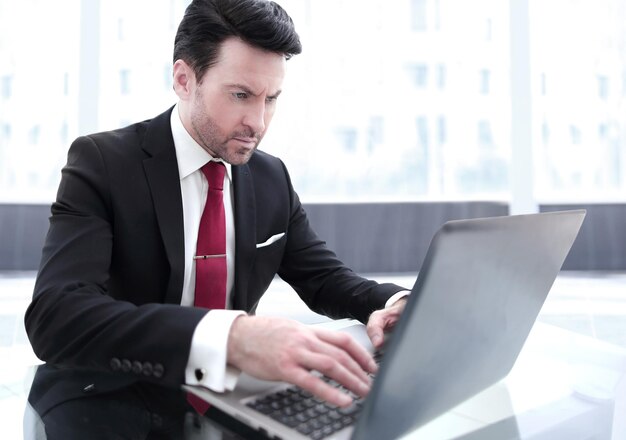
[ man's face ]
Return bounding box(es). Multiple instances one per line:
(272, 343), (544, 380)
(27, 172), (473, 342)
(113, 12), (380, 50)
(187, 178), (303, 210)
(177, 38), (286, 165)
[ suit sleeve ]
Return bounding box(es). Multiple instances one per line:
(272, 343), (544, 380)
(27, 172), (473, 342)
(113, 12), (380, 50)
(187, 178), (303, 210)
(275, 161), (404, 323)
(24, 136), (207, 389)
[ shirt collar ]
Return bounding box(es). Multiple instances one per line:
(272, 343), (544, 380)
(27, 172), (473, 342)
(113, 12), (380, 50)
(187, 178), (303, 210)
(170, 103), (232, 181)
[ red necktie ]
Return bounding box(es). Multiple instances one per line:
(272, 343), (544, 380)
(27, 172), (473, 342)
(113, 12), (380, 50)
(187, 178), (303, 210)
(188, 161), (227, 414)
(194, 161), (227, 310)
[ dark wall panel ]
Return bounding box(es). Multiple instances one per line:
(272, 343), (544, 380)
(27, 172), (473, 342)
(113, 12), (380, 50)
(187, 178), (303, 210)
(302, 202), (509, 274)
(541, 204), (626, 270)
(0, 204), (50, 271)
(2, 202), (623, 272)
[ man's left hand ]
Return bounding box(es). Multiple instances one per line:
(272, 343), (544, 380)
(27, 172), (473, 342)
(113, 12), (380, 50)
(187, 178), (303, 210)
(366, 297), (408, 349)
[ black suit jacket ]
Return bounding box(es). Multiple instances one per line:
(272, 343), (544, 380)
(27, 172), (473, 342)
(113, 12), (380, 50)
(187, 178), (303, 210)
(25, 107), (402, 416)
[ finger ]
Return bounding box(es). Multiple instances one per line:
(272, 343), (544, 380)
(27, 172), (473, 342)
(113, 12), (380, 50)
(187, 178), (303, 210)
(312, 334), (374, 386)
(304, 350), (374, 400)
(289, 368), (353, 408)
(367, 301), (407, 348)
(311, 341), (372, 389)
(316, 329), (378, 374)
(366, 312), (386, 349)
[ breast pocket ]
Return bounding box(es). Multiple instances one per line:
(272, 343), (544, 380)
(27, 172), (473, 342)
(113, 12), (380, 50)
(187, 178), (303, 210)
(252, 232), (287, 294)
(255, 232), (286, 249)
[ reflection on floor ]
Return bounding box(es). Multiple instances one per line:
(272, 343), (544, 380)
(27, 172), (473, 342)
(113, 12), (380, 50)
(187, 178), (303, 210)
(1, 271), (625, 438)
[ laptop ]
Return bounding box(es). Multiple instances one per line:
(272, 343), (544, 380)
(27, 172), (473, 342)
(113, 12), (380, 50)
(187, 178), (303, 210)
(185, 209), (586, 440)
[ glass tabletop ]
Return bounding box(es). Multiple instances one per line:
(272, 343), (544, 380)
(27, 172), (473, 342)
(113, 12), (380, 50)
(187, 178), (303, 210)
(5, 272), (626, 439)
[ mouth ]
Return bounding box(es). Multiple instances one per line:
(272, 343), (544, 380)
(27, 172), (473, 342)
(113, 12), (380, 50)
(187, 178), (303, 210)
(232, 137), (257, 149)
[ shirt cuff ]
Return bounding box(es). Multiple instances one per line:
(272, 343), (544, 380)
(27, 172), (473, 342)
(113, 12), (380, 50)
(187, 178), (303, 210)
(385, 290), (411, 308)
(185, 309), (246, 392)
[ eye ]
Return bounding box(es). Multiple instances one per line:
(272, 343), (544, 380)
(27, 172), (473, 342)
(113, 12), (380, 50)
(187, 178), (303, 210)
(233, 92), (248, 100)
(266, 96), (278, 104)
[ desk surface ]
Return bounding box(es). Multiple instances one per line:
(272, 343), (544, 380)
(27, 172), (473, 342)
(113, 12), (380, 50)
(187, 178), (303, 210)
(19, 320), (626, 440)
(5, 272), (626, 439)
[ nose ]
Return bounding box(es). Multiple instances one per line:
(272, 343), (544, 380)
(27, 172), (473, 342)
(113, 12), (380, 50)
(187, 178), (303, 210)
(242, 101), (266, 135)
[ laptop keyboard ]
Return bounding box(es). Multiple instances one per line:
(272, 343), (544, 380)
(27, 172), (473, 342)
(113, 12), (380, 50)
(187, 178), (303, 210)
(245, 377), (364, 439)
(245, 349), (384, 439)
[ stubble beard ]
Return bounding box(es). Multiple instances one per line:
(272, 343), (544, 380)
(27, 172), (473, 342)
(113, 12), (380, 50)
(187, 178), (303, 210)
(190, 108), (261, 166)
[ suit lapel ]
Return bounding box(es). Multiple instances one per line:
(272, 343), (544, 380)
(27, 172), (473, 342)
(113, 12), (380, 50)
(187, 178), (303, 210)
(141, 108), (185, 304)
(232, 163), (256, 311)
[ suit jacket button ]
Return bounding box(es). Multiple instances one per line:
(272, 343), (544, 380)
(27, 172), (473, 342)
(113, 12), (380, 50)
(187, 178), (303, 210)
(153, 363), (164, 378)
(132, 361), (143, 375)
(83, 383), (96, 393)
(121, 359), (132, 373)
(142, 362), (153, 376)
(110, 358), (122, 371)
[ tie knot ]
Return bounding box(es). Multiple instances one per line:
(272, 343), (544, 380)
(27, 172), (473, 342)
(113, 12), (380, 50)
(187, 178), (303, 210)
(201, 161), (225, 191)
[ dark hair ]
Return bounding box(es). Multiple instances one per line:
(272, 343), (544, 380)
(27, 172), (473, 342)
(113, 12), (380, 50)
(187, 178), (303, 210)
(173, 0), (302, 82)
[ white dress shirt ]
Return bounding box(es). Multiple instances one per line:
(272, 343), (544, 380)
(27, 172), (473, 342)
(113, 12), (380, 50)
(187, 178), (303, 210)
(170, 104), (244, 392)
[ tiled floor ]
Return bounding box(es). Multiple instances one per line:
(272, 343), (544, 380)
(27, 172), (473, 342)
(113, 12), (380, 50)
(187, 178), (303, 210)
(1, 271), (625, 439)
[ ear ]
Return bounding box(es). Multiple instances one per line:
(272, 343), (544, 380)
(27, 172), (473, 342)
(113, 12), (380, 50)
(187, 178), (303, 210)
(173, 59), (194, 100)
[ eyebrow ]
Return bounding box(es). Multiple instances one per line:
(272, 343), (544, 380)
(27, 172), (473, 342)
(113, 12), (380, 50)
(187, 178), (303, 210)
(226, 83), (282, 100)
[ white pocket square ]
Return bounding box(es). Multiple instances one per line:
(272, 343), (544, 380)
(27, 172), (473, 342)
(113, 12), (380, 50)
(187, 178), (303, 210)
(256, 232), (286, 249)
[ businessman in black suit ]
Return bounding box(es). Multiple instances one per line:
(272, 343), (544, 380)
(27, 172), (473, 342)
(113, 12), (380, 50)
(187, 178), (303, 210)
(24, 0), (407, 437)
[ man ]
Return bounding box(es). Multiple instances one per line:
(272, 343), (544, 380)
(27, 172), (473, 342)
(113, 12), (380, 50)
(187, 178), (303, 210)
(25, 0), (407, 437)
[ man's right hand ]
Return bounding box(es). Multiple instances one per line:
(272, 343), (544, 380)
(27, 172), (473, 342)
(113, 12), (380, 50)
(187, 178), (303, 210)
(226, 315), (377, 407)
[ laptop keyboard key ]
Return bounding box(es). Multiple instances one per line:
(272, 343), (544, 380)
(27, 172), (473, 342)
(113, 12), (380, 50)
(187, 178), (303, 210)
(296, 423), (314, 435)
(338, 403), (360, 416)
(311, 430), (324, 440)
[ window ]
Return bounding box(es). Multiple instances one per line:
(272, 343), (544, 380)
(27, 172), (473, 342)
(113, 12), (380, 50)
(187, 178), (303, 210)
(478, 120), (493, 147)
(531, 0), (626, 201)
(119, 69), (131, 95)
(29, 125), (41, 145)
(0, 0), (80, 202)
(63, 73), (70, 96)
(117, 18), (125, 41)
(334, 127), (358, 153)
(367, 116), (384, 152)
(414, 116), (429, 193)
(411, 0), (427, 31)
(541, 120), (549, 144)
(3, 0), (624, 204)
(416, 116), (429, 150)
(408, 64), (429, 88)
(164, 64), (172, 89)
(437, 64), (446, 89)
(437, 116), (446, 144)
(597, 75), (609, 100)
(569, 125), (581, 145)
(60, 122), (69, 145)
(1, 75), (11, 99)
(479, 69), (490, 95)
